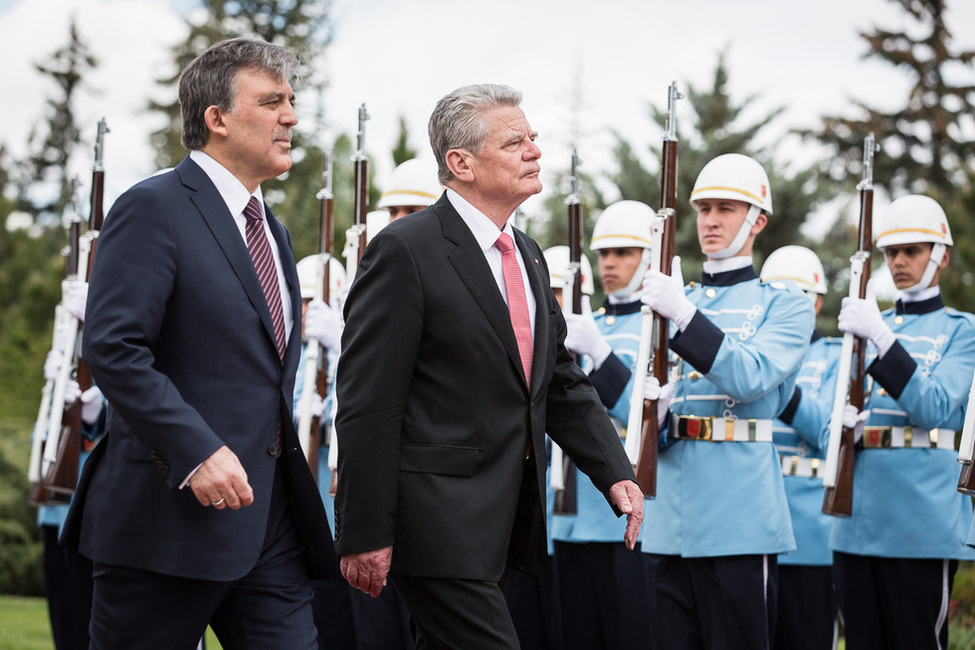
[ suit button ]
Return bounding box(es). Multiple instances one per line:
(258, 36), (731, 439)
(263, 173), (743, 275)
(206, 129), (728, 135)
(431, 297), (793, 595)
(267, 444), (279, 456)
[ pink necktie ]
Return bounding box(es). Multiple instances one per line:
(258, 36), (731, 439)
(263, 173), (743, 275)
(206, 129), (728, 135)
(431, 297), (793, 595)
(495, 232), (533, 387)
(244, 196), (286, 363)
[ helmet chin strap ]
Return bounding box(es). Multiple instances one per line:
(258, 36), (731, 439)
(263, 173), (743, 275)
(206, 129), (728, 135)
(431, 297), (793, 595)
(705, 205), (761, 260)
(901, 243), (946, 295)
(612, 249), (653, 300)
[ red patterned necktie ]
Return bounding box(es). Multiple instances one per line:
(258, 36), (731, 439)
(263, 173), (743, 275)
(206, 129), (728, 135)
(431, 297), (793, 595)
(244, 196), (286, 363)
(495, 232), (533, 387)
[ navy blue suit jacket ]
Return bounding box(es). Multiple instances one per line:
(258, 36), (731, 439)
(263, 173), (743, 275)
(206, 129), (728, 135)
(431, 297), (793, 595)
(62, 156), (336, 581)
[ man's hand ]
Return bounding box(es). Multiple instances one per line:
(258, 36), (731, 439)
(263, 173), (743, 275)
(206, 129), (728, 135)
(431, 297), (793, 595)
(341, 546), (393, 597)
(305, 299), (342, 351)
(837, 279), (895, 357)
(563, 297), (612, 366)
(189, 446), (254, 510)
(609, 480), (644, 550)
(842, 404), (871, 445)
(641, 255), (696, 330)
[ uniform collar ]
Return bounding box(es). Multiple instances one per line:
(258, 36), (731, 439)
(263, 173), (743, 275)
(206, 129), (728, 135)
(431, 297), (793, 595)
(598, 298), (642, 316)
(895, 294), (944, 315)
(700, 265), (758, 287)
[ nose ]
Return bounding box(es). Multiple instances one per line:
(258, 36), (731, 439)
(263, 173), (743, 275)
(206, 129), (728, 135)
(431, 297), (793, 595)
(524, 140), (541, 160)
(282, 103), (298, 126)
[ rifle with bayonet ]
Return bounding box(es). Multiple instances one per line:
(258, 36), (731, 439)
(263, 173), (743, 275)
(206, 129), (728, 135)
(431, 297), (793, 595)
(957, 373), (975, 494)
(343, 104), (370, 278)
(822, 132), (878, 517)
(625, 82), (682, 498)
(297, 150), (335, 482)
(552, 150), (582, 516)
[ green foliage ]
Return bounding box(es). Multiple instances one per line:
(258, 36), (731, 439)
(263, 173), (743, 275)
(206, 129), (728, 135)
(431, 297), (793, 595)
(391, 116), (419, 167)
(0, 419), (44, 596)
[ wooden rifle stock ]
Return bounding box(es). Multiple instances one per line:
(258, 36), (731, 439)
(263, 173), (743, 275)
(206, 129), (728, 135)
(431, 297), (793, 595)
(553, 150), (582, 516)
(823, 133), (876, 517)
(353, 104), (369, 266)
(634, 82), (681, 498)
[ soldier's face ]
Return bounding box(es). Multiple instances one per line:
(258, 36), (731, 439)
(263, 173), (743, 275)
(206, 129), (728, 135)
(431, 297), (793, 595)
(884, 242), (942, 290)
(695, 198), (751, 256)
(598, 247), (643, 294)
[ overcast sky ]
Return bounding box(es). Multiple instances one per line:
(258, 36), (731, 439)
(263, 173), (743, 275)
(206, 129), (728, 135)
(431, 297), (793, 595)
(2, 0), (974, 236)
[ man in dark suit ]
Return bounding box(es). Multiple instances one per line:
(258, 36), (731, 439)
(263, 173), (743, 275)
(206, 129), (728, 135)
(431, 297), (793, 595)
(334, 83), (644, 649)
(60, 38), (335, 649)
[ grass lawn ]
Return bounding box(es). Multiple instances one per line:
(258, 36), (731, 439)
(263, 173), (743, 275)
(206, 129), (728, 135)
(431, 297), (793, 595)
(0, 595), (222, 649)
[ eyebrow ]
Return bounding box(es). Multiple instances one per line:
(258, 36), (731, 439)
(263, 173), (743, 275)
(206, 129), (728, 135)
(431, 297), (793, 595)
(258, 91), (293, 103)
(503, 130), (538, 146)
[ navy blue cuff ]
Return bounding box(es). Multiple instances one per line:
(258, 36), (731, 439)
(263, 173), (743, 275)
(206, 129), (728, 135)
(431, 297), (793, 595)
(867, 340), (915, 400)
(590, 352), (631, 408)
(671, 311), (723, 374)
(778, 386), (802, 425)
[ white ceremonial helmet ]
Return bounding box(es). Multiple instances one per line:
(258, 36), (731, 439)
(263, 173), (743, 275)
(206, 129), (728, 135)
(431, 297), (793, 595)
(377, 158), (443, 209)
(296, 254), (347, 300)
(690, 153), (772, 259)
(366, 209), (391, 244)
(543, 245), (595, 295)
(589, 200), (655, 298)
(760, 245), (827, 295)
(875, 194), (952, 294)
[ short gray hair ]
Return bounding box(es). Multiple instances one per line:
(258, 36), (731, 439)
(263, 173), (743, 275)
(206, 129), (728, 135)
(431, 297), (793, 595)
(428, 84), (522, 184)
(178, 38), (299, 151)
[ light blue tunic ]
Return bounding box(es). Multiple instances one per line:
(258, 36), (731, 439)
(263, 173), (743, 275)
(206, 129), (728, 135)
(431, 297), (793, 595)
(774, 334), (841, 566)
(829, 296), (975, 560)
(641, 266), (813, 557)
(294, 343), (338, 528)
(551, 300), (642, 543)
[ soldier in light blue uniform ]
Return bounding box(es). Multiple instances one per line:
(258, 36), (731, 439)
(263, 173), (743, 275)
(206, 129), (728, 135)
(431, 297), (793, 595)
(830, 194), (975, 650)
(761, 246), (840, 650)
(293, 254), (359, 650)
(639, 153), (813, 650)
(553, 201), (655, 649)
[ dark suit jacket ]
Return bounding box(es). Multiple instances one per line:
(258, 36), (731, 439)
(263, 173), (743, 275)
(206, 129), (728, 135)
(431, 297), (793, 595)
(61, 156), (336, 582)
(334, 193), (635, 581)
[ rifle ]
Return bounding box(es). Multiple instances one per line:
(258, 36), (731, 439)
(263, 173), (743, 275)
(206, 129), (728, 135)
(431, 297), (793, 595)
(552, 150), (582, 516)
(343, 104), (370, 278)
(296, 151), (335, 483)
(27, 304), (70, 506)
(41, 178), (88, 496)
(956, 373), (975, 494)
(43, 118), (109, 497)
(625, 82), (682, 498)
(822, 132), (878, 517)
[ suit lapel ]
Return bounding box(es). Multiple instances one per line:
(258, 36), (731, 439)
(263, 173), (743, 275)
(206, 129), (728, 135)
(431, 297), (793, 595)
(177, 157), (282, 360)
(267, 208), (302, 369)
(437, 198), (529, 389)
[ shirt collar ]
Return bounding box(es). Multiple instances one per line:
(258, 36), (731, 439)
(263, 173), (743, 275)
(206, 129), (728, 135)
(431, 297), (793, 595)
(190, 150), (264, 217)
(446, 188), (516, 252)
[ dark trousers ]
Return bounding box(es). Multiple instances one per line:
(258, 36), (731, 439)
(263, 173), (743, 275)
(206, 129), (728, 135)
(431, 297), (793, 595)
(310, 575), (358, 649)
(645, 553), (778, 650)
(392, 573), (521, 649)
(833, 551), (957, 650)
(504, 561), (564, 650)
(43, 524), (93, 650)
(88, 464), (316, 650)
(349, 581), (413, 650)
(553, 541), (650, 650)
(773, 564), (836, 650)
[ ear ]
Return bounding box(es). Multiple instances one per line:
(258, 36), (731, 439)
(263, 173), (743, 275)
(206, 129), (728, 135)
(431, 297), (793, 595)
(750, 212), (768, 236)
(445, 148), (475, 183)
(203, 105), (230, 139)
(939, 246), (951, 269)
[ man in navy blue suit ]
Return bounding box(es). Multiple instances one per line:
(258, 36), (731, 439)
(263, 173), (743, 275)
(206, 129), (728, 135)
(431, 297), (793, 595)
(61, 38), (335, 649)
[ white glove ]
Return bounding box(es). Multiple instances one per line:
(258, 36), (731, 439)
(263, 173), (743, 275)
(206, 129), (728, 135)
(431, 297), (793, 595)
(44, 350), (63, 382)
(63, 379), (81, 406)
(305, 300), (342, 351)
(642, 376), (675, 430)
(310, 392), (327, 419)
(837, 280), (896, 357)
(80, 385), (104, 425)
(63, 280), (89, 322)
(841, 403), (871, 444)
(563, 297), (612, 367)
(641, 256), (696, 331)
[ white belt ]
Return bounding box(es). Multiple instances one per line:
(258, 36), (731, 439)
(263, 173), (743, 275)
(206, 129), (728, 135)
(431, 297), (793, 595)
(860, 426), (958, 450)
(673, 415), (773, 443)
(780, 454), (821, 478)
